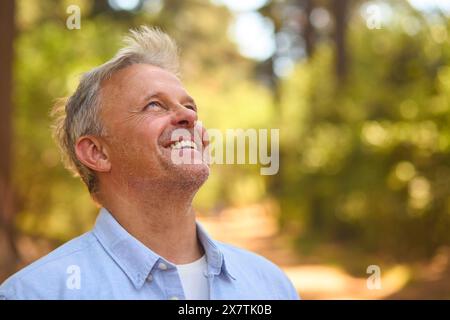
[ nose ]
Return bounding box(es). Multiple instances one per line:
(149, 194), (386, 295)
(171, 104), (197, 128)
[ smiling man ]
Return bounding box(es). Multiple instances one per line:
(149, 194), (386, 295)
(0, 26), (299, 300)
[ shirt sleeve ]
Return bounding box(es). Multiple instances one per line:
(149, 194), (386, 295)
(0, 284), (16, 300)
(279, 269), (300, 300)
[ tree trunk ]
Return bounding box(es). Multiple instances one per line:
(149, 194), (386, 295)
(0, 0), (18, 281)
(303, 0), (315, 57)
(332, 0), (348, 80)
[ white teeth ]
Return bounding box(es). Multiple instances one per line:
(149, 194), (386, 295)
(170, 140), (197, 150)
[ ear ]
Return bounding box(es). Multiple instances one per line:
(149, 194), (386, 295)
(75, 136), (111, 173)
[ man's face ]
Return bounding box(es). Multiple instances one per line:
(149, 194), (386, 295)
(99, 63), (209, 191)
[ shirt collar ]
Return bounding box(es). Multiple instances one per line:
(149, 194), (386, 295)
(93, 208), (235, 290)
(196, 222), (235, 280)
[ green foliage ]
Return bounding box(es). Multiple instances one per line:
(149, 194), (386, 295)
(277, 7), (450, 260)
(14, 15), (125, 240)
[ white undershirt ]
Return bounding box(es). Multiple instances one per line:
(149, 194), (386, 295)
(176, 255), (209, 300)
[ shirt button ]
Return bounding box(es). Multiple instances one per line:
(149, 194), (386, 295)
(169, 296), (179, 300)
(158, 262), (168, 270)
(147, 274), (153, 282)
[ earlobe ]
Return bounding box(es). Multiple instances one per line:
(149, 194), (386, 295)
(75, 136), (111, 173)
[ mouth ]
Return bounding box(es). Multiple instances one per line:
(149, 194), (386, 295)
(163, 137), (199, 151)
(159, 133), (208, 166)
(169, 139), (198, 151)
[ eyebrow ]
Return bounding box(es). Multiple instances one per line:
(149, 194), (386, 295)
(141, 91), (197, 106)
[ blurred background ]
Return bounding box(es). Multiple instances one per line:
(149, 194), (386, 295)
(1, 0), (450, 299)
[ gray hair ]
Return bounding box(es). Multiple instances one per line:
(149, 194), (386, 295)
(52, 26), (179, 194)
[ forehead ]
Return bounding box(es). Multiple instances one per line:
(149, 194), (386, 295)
(100, 63), (188, 107)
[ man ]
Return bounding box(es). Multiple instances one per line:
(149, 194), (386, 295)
(0, 26), (299, 300)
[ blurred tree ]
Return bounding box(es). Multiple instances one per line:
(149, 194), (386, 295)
(0, 0), (18, 279)
(258, 0), (353, 82)
(303, 0), (316, 57)
(277, 0), (450, 261)
(331, 0), (349, 80)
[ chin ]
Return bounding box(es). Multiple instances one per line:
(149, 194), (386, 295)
(173, 163), (210, 190)
(157, 144), (210, 190)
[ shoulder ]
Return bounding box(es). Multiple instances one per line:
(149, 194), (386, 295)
(216, 241), (300, 299)
(218, 241), (281, 272)
(0, 232), (100, 300)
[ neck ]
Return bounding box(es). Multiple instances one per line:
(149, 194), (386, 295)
(99, 182), (204, 265)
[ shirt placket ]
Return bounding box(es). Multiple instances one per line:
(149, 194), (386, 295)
(157, 260), (185, 300)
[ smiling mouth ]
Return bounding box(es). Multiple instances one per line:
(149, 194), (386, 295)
(167, 140), (198, 151)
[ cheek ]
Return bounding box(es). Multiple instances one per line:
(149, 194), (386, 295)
(108, 116), (169, 166)
(128, 117), (168, 154)
(141, 117), (168, 147)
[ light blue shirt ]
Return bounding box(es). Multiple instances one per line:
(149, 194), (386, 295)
(0, 208), (299, 300)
